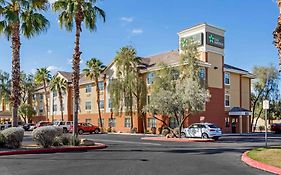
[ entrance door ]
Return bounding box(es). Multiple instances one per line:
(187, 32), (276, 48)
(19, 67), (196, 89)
(231, 118), (237, 133)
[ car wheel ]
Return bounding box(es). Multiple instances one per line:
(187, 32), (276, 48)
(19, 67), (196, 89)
(89, 131), (93, 134)
(180, 132), (186, 138)
(63, 128), (68, 133)
(94, 128), (100, 134)
(0, 126), (4, 130)
(78, 129), (84, 135)
(202, 133), (209, 139)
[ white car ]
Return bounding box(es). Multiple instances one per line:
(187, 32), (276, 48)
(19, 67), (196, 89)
(182, 123), (222, 140)
(53, 121), (73, 133)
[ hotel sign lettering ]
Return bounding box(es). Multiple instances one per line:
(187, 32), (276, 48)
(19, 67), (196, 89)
(180, 33), (203, 48)
(206, 32), (224, 49)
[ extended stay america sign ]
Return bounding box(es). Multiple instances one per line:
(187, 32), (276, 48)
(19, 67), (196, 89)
(206, 32), (225, 49)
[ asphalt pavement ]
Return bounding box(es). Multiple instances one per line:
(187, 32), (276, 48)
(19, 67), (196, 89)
(0, 133), (280, 175)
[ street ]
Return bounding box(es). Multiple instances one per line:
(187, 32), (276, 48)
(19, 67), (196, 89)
(0, 133), (281, 175)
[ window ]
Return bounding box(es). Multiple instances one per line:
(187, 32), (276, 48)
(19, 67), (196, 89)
(98, 81), (104, 91)
(171, 69), (180, 80)
(99, 100), (104, 109)
(147, 95), (151, 105)
(85, 101), (92, 110)
(148, 118), (156, 128)
(225, 94), (230, 107)
(169, 117), (178, 129)
(85, 84), (92, 93)
(147, 72), (154, 85)
(108, 118), (116, 127)
(199, 68), (206, 80)
(224, 72), (230, 85)
(124, 118), (131, 128)
(39, 106), (44, 113)
(85, 118), (92, 124)
(98, 118), (104, 127)
(53, 104), (57, 112)
(108, 99), (112, 109)
(39, 94), (44, 102)
(53, 91), (57, 97)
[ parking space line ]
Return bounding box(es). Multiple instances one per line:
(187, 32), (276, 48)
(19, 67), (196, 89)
(93, 139), (162, 146)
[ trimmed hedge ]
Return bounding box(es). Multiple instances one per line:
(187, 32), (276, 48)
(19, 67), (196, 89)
(1, 127), (24, 149)
(32, 126), (62, 148)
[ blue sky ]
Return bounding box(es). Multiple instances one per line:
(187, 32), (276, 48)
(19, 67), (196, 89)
(0, 0), (279, 75)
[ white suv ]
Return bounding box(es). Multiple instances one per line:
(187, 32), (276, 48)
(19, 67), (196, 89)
(53, 121), (73, 133)
(182, 123), (222, 140)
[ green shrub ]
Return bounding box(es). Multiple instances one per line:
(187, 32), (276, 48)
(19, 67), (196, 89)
(61, 134), (71, 145)
(53, 137), (63, 147)
(70, 136), (80, 146)
(32, 126), (58, 148)
(151, 127), (157, 134)
(1, 127), (24, 149)
(0, 132), (6, 148)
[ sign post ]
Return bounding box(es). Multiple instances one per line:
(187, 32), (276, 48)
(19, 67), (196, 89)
(263, 100), (269, 148)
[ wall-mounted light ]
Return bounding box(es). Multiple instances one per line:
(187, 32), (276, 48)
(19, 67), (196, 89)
(214, 66), (218, 70)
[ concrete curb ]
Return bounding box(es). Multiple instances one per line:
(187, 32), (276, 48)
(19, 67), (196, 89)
(141, 137), (214, 143)
(241, 151), (281, 175)
(0, 143), (107, 156)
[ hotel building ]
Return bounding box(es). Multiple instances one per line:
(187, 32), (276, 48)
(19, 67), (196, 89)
(33, 23), (254, 134)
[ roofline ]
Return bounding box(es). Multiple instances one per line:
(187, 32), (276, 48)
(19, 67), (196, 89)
(178, 23), (225, 35)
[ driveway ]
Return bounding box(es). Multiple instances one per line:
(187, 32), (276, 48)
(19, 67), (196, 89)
(0, 133), (280, 175)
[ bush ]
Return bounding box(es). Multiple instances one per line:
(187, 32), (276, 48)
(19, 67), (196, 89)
(1, 127), (24, 149)
(151, 127), (156, 134)
(158, 127), (163, 135)
(53, 126), (63, 137)
(0, 132), (6, 148)
(32, 126), (60, 148)
(130, 127), (137, 133)
(70, 136), (80, 146)
(259, 125), (265, 132)
(162, 128), (170, 136)
(53, 137), (63, 147)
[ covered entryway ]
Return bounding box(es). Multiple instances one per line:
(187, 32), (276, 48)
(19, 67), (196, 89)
(228, 107), (252, 134)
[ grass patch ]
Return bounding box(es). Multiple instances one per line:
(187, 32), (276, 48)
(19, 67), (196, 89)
(248, 147), (281, 168)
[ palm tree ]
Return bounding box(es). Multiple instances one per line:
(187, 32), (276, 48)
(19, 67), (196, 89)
(34, 68), (51, 121)
(0, 0), (49, 126)
(114, 46), (141, 130)
(20, 72), (34, 105)
(83, 58), (106, 129)
(0, 71), (11, 111)
(50, 75), (67, 121)
(274, 0), (281, 71)
(52, 0), (105, 137)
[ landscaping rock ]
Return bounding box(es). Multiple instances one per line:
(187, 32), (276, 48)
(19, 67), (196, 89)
(80, 139), (95, 146)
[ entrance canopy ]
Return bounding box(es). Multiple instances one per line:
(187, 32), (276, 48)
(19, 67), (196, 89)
(228, 107), (252, 116)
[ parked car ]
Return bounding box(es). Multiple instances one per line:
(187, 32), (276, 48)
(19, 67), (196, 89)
(53, 121), (73, 133)
(182, 123), (222, 140)
(34, 121), (52, 129)
(0, 122), (10, 130)
(69, 123), (100, 135)
(22, 123), (35, 131)
(271, 123), (281, 134)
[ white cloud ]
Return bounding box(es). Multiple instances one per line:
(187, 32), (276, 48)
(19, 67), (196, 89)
(120, 17), (134, 23)
(47, 50), (53, 54)
(48, 0), (58, 4)
(47, 66), (61, 74)
(131, 28), (143, 34)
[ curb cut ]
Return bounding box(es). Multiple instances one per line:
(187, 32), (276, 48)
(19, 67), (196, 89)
(0, 143), (107, 156)
(241, 151), (281, 175)
(141, 137), (215, 143)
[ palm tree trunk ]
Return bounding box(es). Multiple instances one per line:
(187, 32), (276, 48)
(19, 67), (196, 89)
(274, 0), (281, 71)
(11, 22), (21, 127)
(95, 77), (103, 129)
(72, 4), (83, 138)
(129, 90), (133, 129)
(43, 80), (49, 121)
(58, 90), (64, 121)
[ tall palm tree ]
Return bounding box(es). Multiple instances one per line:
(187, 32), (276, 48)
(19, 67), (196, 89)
(83, 58), (106, 129)
(274, 0), (281, 71)
(34, 68), (51, 121)
(52, 0), (105, 137)
(50, 75), (67, 121)
(114, 46), (141, 130)
(0, 0), (49, 126)
(0, 71), (11, 111)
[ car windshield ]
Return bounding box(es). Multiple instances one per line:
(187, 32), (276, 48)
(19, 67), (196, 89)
(208, 124), (218, 128)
